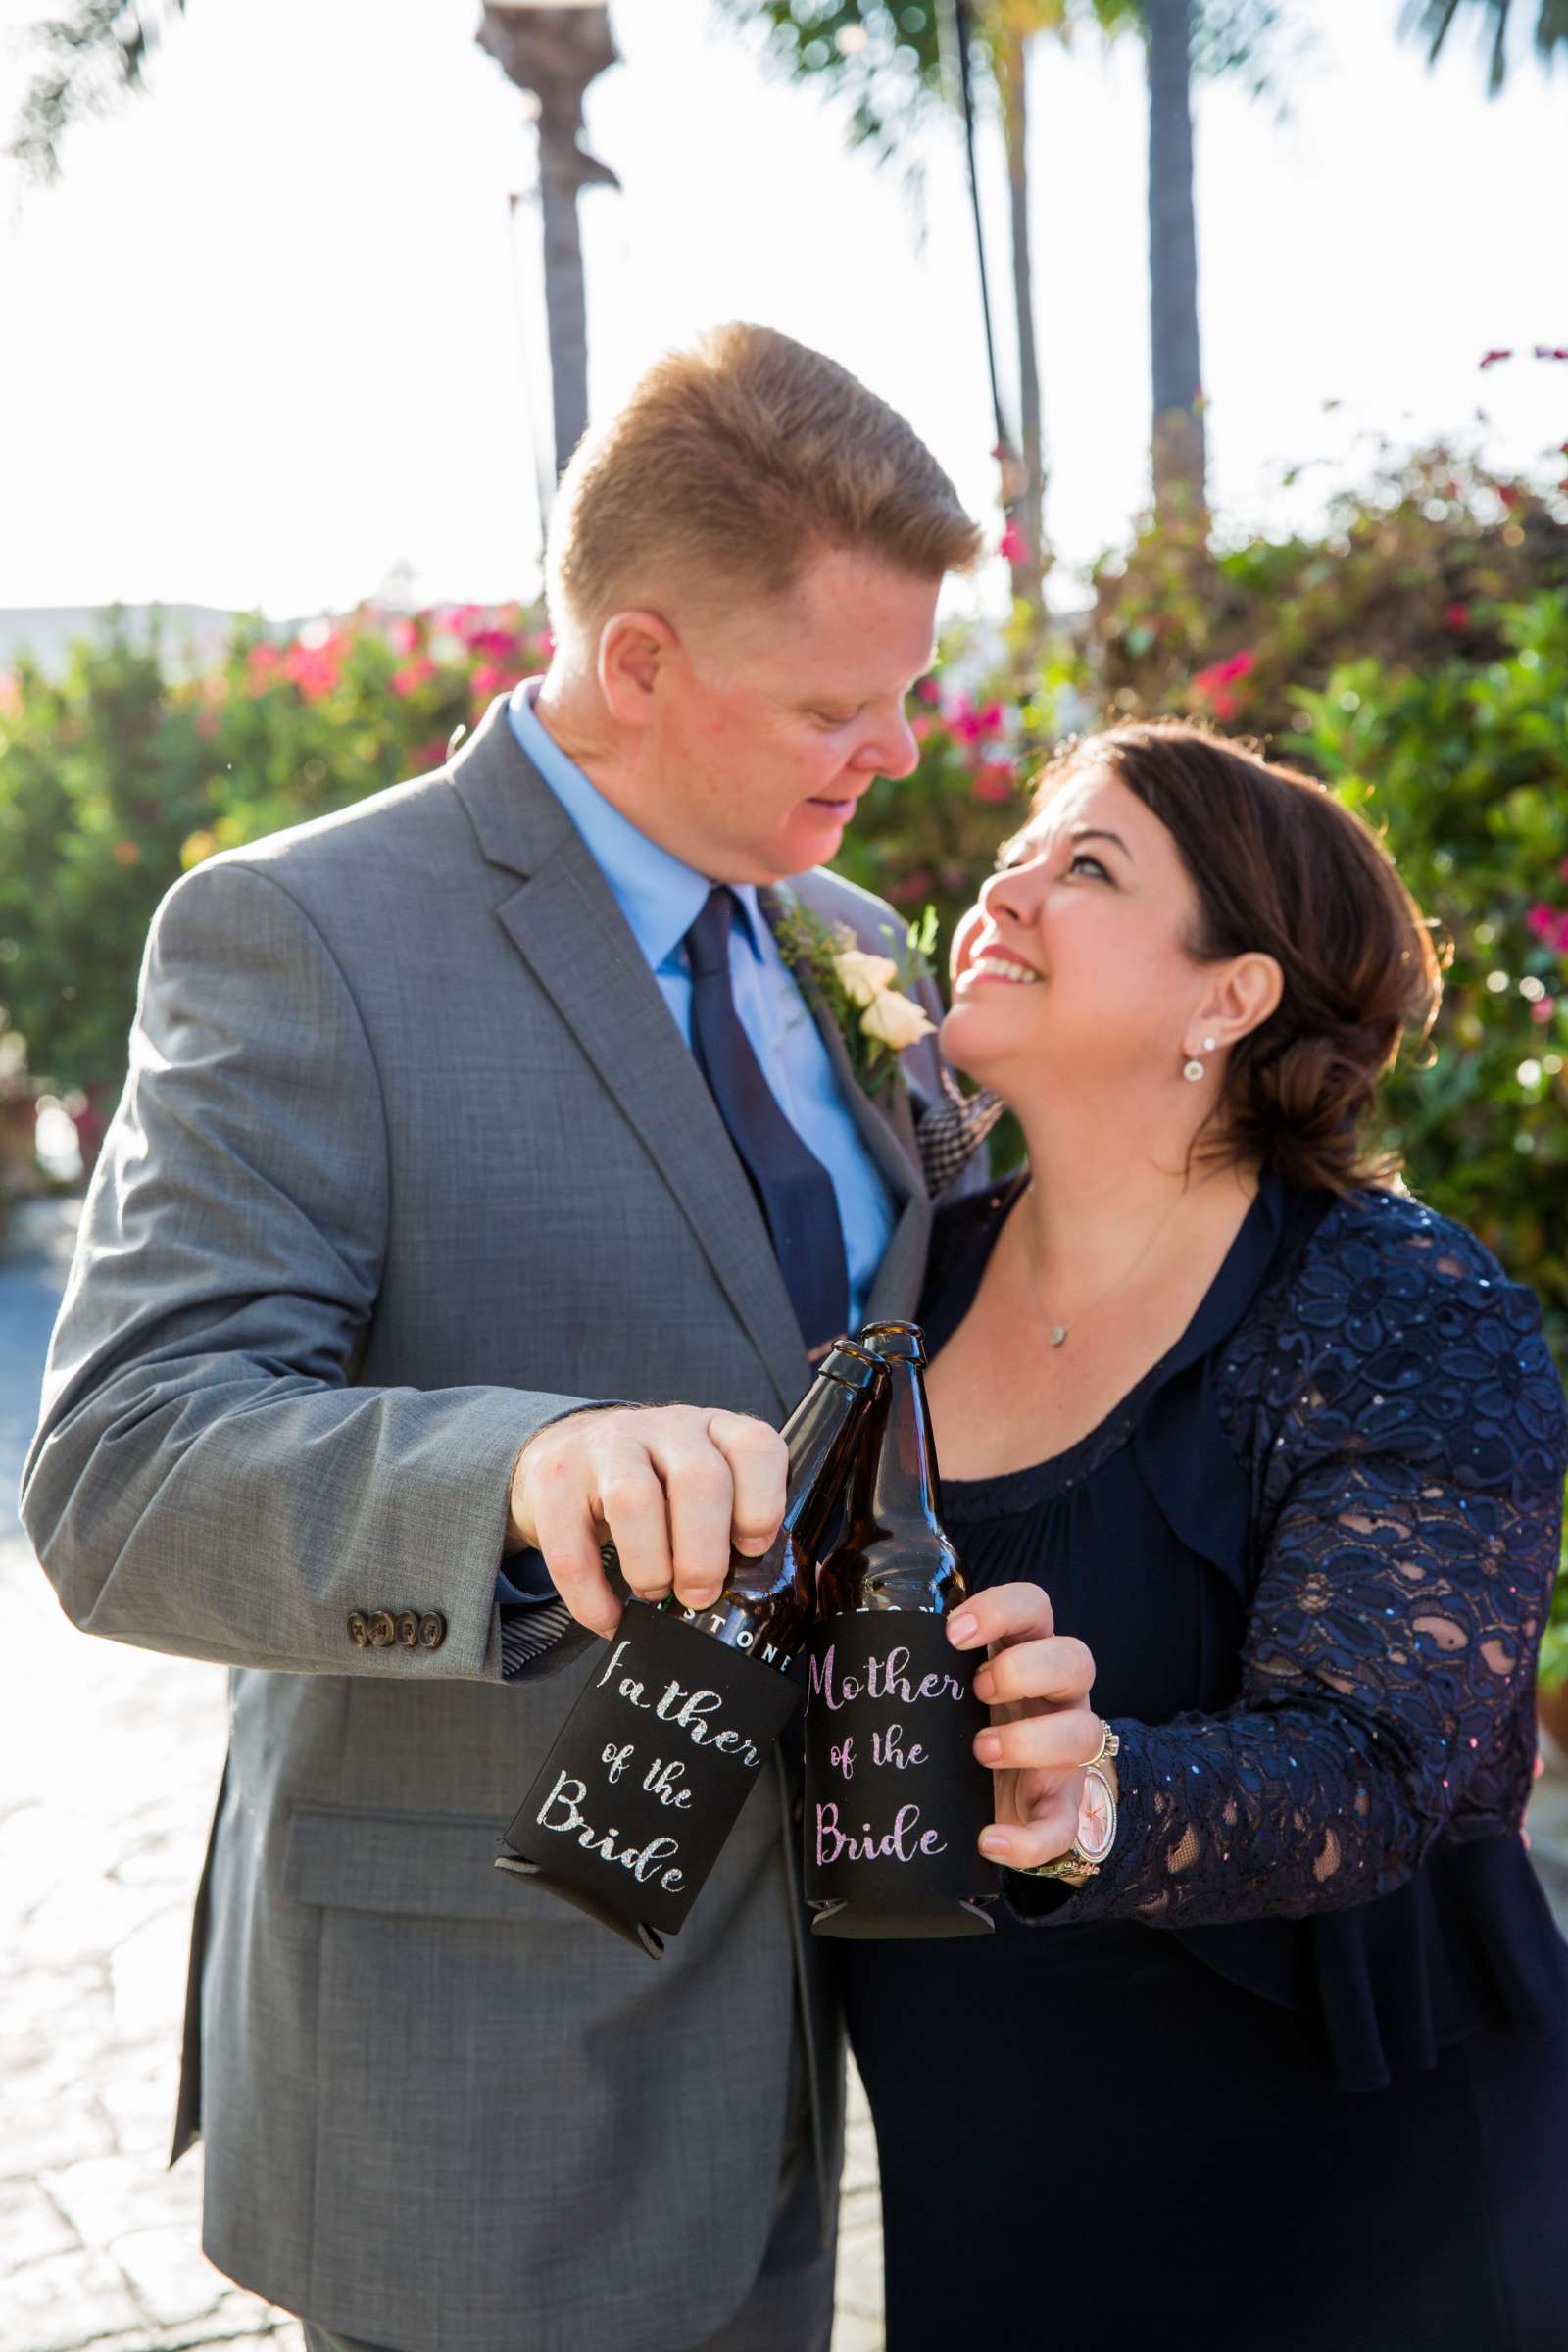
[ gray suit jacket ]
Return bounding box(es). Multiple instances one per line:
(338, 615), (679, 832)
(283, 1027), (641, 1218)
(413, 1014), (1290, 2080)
(21, 696), (952, 2350)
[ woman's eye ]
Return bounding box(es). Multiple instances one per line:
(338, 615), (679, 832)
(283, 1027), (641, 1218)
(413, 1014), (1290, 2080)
(1066, 852), (1110, 881)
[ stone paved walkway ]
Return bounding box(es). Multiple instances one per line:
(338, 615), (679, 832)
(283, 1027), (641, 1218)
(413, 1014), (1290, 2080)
(0, 1198), (883, 2352)
(6, 1196), (1565, 2352)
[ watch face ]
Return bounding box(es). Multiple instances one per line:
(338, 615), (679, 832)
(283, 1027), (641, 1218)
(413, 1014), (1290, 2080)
(1076, 1765), (1115, 1862)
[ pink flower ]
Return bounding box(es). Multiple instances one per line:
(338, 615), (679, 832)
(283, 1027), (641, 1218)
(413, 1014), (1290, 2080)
(1531, 995), (1556, 1025)
(466, 627), (523, 663)
(413, 737), (451, 772)
(471, 662), (522, 702)
(388, 617), (418, 657)
(1190, 650), (1257, 721)
(1557, 858), (1568, 883)
(999, 519), (1030, 565)
(281, 641), (342, 702)
(1527, 904), (1564, 944)
(1479, 348), (1514, 370)
(914, 676), (942, 706)
(910, 716), (933, 743)
(245, 642), (284, 694)
(972, 764), (1014, 805)
(392, 658), (437, 698)
(947, 696), (1005, 745)
(1445, 603), (1470, 630)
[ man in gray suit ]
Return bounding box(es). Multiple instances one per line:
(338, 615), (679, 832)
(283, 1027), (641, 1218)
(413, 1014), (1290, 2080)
(22, 322), (983, 2350)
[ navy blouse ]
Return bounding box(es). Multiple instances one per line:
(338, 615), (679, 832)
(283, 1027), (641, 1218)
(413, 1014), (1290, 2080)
(924, 1169), (1568, 2091)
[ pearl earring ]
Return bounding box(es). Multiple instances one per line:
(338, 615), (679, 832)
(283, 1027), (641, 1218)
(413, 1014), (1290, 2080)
(1203, 1037), (1217, 1052)
(1183, 1056), (1204, 1083)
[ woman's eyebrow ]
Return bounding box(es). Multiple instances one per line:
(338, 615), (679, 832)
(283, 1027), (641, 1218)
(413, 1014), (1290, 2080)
(1070, 825), (1134, 860)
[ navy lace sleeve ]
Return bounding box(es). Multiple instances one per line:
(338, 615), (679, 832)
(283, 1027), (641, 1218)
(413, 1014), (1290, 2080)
(1029, 1190), (1568, 1933)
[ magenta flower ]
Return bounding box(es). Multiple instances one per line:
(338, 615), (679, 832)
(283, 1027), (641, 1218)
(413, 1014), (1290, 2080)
(392, 658), (437, 698)
(972, 764), (1014, 805)
(999, 519), (1030, 565)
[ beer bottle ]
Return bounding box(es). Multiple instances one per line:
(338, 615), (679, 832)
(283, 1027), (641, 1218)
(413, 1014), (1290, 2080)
(498, 1341), (885, 1954)
(806, 1319), (998, 1936)
(664, 1338), (887, 1675)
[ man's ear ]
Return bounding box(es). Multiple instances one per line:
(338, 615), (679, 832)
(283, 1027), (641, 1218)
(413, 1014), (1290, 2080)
(597, 610), (678, 730)
(1195, 952), (1284, 1051)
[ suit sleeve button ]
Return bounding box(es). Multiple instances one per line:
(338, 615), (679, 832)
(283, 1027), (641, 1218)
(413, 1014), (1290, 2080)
(368, 1609), (397, 1648)
(417, 1612), (447, 1650)
(347, 1611), (369, 1647)
(396, 1610), (419, 1648)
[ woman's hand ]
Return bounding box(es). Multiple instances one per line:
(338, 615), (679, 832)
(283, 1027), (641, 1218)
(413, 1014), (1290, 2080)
(948, 1582), (1103, 1871)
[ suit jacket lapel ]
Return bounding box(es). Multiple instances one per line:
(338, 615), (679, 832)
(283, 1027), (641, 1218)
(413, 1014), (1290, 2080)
(760, 882), (930, 1328)
(450, 701), (808, 1411)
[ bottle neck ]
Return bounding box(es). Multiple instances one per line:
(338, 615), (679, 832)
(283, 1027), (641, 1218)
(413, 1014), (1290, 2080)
(869, 1356), (946, 1534)
(723, 1363), (877, 1606)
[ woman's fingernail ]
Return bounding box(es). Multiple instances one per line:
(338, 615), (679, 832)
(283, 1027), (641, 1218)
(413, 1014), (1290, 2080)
(972, 1665), (994, 1700)
(975, 1730), (1002, 1763)
(979, 1830), (1012, 1860)
(949, 1613), (979, 1647)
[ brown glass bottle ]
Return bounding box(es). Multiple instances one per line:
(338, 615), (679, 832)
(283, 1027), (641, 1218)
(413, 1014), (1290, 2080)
(498, 1341), (885, 1956)
(816, 1321), (965, 1617)
(664, 1338), (886, 1676)
(806, 1318), (998, 1936)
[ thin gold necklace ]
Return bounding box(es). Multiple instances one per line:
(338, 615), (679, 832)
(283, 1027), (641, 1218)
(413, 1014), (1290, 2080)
(1019, 1174), (1213, 1348)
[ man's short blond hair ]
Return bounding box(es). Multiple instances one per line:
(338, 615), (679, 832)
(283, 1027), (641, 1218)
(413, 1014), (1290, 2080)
(546, 322), (982, 637)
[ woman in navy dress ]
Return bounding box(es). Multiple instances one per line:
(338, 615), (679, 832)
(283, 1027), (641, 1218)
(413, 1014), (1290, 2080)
(843, 722), (1568, 2350)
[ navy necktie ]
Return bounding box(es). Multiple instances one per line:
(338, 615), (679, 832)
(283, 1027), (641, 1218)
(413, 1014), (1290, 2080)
(685, 886), (850, 1354)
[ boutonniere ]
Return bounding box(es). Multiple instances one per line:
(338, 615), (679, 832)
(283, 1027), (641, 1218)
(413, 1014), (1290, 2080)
(774, 899), (939, 1098)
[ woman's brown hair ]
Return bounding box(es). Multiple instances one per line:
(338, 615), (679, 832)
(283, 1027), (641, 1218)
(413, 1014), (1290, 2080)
(1032, 721), (1443, 1196)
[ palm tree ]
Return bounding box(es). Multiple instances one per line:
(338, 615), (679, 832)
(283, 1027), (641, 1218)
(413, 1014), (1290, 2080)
(1402, 0), (1568, 94)
(720, 2), (1279, 565)
(7, 1), (620, 486)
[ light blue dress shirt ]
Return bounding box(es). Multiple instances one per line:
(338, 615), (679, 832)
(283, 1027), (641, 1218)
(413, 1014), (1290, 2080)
(507, 680), (897, 1314)
(494, 681), (897, 1632)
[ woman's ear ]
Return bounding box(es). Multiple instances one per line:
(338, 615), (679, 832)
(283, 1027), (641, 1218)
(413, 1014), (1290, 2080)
(597, 610), (678, 729)
(1196, 952), (1284, 1051)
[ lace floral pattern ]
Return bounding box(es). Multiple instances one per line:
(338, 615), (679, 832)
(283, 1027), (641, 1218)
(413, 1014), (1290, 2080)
(1044, 1189), (1568, 1930)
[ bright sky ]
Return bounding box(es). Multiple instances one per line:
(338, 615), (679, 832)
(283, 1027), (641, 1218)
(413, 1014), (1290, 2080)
(0, 0), (1561, 619)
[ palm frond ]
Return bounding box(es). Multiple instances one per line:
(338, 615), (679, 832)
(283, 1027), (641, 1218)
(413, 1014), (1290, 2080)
(7, 0), (188, 181)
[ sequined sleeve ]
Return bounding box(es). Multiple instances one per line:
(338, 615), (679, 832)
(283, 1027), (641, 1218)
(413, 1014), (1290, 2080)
(1018, 1197), (1568, 1929)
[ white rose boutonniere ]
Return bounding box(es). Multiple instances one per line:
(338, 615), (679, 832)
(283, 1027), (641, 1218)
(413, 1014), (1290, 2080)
(831, 947), (900, 1006)
(774, 901), (940, 1099)
(858, 987), (936, 1054)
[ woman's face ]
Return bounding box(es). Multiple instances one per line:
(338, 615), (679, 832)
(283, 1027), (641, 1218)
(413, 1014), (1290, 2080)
(943, 766), (1219, 1100)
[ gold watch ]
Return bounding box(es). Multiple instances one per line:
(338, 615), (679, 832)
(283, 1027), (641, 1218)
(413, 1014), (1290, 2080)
(1020, 1726), (1120, 1883)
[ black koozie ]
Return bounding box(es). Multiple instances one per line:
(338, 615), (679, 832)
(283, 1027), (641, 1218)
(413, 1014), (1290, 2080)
(805, 1608), (998, 1936)
(497, 1601), (802, 1956)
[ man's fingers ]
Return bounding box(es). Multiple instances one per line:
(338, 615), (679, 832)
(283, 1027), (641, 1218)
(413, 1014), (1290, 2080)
(658, 1444), (736, 1610)
(529, 1483), (623, 1639)
(947, 1579), (1054, 1654)
(972, 1634), (1094, 1710)
(592, 1450), (676, 1602)
(707, 1411), (788, 1558)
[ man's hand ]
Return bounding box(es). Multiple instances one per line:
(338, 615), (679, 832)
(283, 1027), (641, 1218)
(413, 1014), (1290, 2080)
(508, 1405), (788, 1639)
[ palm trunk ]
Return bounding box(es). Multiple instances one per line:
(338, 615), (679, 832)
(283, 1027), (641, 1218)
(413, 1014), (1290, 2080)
(997, 23), (1047, 612)
(1145, 0), (1206, 517)
(478, 5), (619, 482)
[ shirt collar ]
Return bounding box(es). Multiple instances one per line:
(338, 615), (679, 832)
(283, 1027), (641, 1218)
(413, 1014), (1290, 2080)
(508, 680), (765, 970)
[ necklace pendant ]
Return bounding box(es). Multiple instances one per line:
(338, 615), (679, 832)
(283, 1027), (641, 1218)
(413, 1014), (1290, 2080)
(1049, 1325), (1068, 1348)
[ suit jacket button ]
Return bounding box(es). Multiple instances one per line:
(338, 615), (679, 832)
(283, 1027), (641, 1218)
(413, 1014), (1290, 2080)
(368, 1609), (397, 1648)
(396, 1610), (419, 1648)
(347, 1611), (369, 1647)
(418, 1612), (447, 1650)
(792, 1795), (804, 1825)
